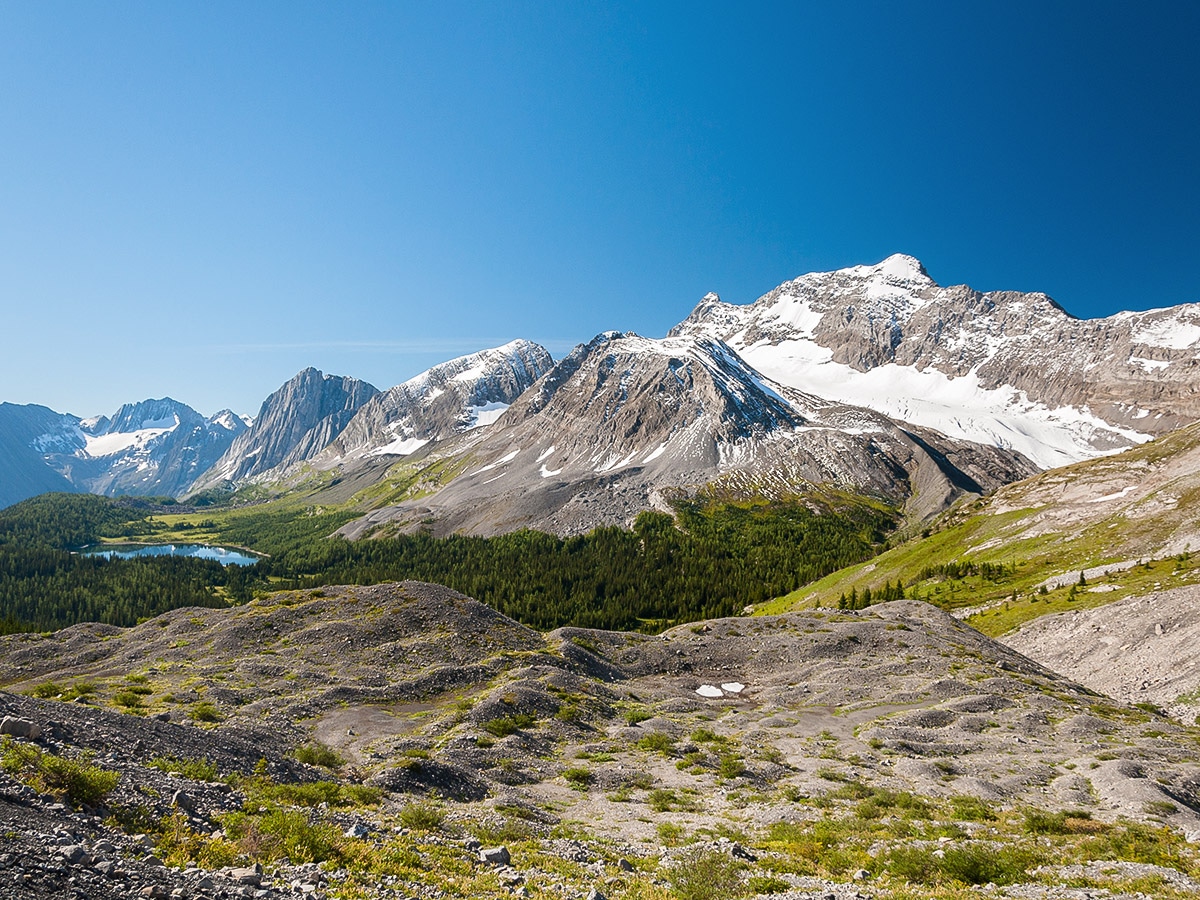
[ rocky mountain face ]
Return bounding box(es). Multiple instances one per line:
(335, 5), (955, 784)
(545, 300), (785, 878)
(0, 403), (81, 508)
(191, 368), (379, 492)
(6, 255), (1200, 520)
(671, 254), (1200, 469)
(342, 331), (1036, 537)
(319, 339), (553, 463)
(0, 398), (247, 506)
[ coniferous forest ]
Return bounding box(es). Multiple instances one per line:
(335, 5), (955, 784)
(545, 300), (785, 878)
(0, 492), (895, 635)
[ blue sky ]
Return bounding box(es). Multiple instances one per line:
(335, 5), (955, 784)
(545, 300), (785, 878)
(2, 2), (1197, 418)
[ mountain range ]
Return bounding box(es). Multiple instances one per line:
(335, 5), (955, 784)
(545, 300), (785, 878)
(4, 255), (1199, 531)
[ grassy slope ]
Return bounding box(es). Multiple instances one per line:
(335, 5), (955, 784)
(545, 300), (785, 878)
(129, 448), (482, 552)
(757, 422), (1200, 637)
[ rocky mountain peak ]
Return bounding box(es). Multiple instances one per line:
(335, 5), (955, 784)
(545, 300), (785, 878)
(671, 254), (1200, 469)
(191, 368), (379, 491)
(322, 340), (554, 462)
(863, 251), (929, 281)
(104, 397), (196, 435)
(207, 410), (250, 433)
(509, 331), (801, 441)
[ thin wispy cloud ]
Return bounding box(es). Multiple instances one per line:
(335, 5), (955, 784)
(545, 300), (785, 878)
(208, 338), (582, 356)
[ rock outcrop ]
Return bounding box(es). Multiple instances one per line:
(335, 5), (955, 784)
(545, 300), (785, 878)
(320, 339), (553, 462)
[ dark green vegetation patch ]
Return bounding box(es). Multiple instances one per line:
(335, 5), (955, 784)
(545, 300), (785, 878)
(0, 492), (893, 634)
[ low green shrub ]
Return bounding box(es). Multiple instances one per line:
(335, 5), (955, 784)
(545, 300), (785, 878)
(648, 788), (698, 812)
(562, 767), (592, 791)
(718, 753), (746, 779)
(483, 714), (535, 737)
(147, 755), (220, 782)
(745, 875), (790, 895)
(1, 738), (119, 808)
(292, 743), (344, 768)
(472, 817), (533, 845)
(30, 680), (95, 700)
(189, 701), (222, 723)
(624, 707), (653, 725)
(949, 794), (997, 822)
(220, 806), (343, 864)
(1023, 809), (1099, 835)
(247, 779), (381, 809)
(668, 847), (748, 900)
(113, 690), (145, 709)
(853, 788), (930, 820)
(637, 732), (675, 754)
(656, 821), (687, 846)
(884, 843), (1041, 886)
(397, 800), (444, 831)
(1079, 822), (1194, 870)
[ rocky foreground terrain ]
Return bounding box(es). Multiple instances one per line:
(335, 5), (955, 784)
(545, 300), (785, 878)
(2, 582), (1200, 899)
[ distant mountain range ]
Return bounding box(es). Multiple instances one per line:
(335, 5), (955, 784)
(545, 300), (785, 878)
(3, 255), (1198, 526)
(0, 398), (248, 508)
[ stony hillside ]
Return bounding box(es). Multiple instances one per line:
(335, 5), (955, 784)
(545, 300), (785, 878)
(2, 583), (1200, 898)
(760, 421), (1200, 724)
(339, 332), (1035, 537)
(1005, 583), (1200, 725)
(671, 254), (1200, 468)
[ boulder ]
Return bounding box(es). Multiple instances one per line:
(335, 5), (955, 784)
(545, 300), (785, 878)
(0, 716), (41, 739)
(479, 845), (511, 866)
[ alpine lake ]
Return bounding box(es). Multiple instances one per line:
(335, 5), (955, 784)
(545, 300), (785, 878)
(82, 544), (261, 566)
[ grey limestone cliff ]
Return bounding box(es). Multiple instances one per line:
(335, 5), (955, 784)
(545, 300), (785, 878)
(321, 339), (554, 462)
(192, 368), (378, 491)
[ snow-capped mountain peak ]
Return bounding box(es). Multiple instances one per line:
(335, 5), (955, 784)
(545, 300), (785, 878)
(340, 328), (1035, 538)
(208, 410), (250, 433)
(671, 254), (1200, 469)
(0, 396), (250, 501)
